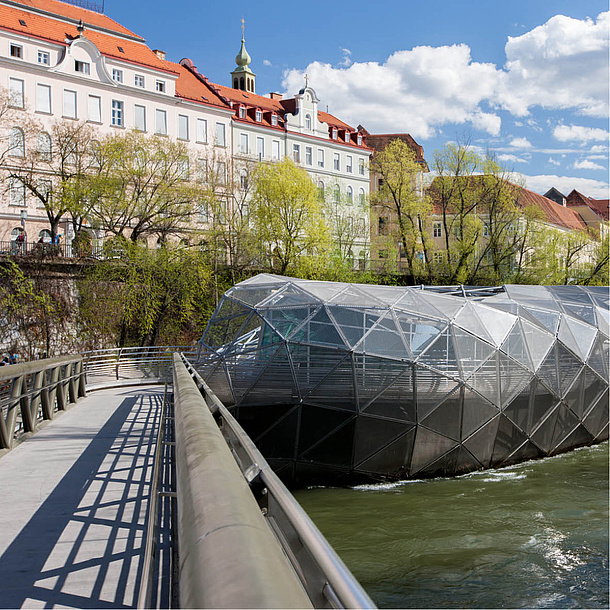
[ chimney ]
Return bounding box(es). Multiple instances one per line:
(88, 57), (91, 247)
(153, 49), (166, 61)
(269, 92), (283, 101)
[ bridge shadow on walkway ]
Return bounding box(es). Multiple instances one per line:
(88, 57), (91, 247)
(0, 387), (163, 609)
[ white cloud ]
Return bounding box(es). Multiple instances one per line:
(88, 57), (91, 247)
(518, 173), (609, 198)
(281, 12), (608, 138)
(498, 153), (528, 164)
(548, 158), (561, 166)
(590, 145), (608, 154)
(553, 124), (609, 143)
(509, 137), (532, 148)
(262, 59), (273, 67)
(573, 159), (606, 171)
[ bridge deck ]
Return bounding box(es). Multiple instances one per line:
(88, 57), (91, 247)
(0, 386), (164, 609)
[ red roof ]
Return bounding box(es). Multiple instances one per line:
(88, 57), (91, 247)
(361, 131), (427, 167)
(171, 60), (230, 110)
(0, 1), (176, 73)
(566, 189), (609, 221)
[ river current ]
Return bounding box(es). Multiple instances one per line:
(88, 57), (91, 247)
(294, 442), (609, 609)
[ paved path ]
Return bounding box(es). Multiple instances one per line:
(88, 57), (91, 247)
(0, 385), (164, 609)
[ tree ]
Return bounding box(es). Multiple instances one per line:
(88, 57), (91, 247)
(88, 131), (201, 242)
(370, 139), (431, 281)
(251, 158), (330, 274)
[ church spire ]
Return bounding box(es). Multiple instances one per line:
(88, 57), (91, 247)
(231, 19), (256, 93)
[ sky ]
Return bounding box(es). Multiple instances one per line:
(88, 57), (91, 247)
(103, 0), (609, 198)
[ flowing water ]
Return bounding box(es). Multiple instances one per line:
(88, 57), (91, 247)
(294, 443), (609, 609)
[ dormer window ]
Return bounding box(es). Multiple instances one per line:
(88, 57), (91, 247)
(345, 132), (351, 143)
(75, 60), (90, 75)
(239, 106), (246, 119)
(112, 69), (123, 83)
(37, 50), (50, 65)
(255, 109), (262, 122)
(357, 133), (362, 146)
(305, 113), (312, 130)
(271, 114), (278, 126)
(332, 128), (338, 140)
(10, 44), (22, 59)
(155, 80), (165, 93)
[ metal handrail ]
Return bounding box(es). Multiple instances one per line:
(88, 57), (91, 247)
(180, 354), (376, 609)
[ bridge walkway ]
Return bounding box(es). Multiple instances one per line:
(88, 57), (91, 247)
(0, 385), (164, 609)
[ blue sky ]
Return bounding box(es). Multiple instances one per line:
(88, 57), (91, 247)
(106, 0), (609, 198)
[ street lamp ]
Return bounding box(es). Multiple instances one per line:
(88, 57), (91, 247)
(20, 210), (27, 252)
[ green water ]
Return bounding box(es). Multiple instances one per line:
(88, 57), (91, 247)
(294, 443), (609, 609)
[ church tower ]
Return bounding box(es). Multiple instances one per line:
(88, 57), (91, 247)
(231, 20), (256, 93)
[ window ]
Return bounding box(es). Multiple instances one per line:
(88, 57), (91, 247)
(134, 74), (145, 88)
(271, 114), (278, 126)
(305, 146), (312, 165)
(112, 69), (123, 83)
(292, 144), (301, 163)
(196, 118), (207, 143)
(89, 141), (102, 168)
(178, 114), (189, 140)
(359, 158), (365, 175)
(346, 155), (353, 173)
(88, 95), (101, 122)
(63, 89), (77, 118)
(134, 104), (146, 131)
(333, 186), (340, 203)
(216, 161), (226, 185)
(155, 109), (167, 134)
(483, 224), (490, 238)
(433, 222), (442, 238)
(378, 217), (388, 236)
(198, 203), (209, 223)
(333, 153), (340, 171)
(37, 50), (50, 65)
(332, 128), (338, 140)
(196, 158), (208, 182)
(9, 78), (24, 108)
(256, 137), (264, 159)
(111, 100), (124, 127)
(305, 113), (312, 130)
(215, 122), (226, 146)
(240, 170), (248, 191)
(38, 180), (52, 208)
(255, 109), (262, 122)
(433, 251), (444, 264)
(272, 139), (280, 160)
(359, 188), (366, 207)
(37, 132), (52, 160)
(36, 84), (51, 113)
(357, 134), (362, 146)
(9, 178), (25, 206)
(346, 186), (353, 204)
(317, 181), (325, 201)
(178, 156), (189, 180)
(240, 133), (249, 155)
(239, 106), (246, 119)
(10, 44), (22, 59)
(155, 80), (165, 93)
(75, 60), (90, 75)
(317, 149), (324, 168)
(9, 127), (25, 157)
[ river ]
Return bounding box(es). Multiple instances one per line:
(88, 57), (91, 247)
(294, 442), (609, 609)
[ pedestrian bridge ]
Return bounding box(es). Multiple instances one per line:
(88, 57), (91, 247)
(0, 349), (374, 609)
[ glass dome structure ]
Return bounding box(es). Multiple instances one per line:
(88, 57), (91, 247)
(196, 275), (609, 486)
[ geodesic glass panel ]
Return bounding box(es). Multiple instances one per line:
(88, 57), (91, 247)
(197, 275), (609, 486)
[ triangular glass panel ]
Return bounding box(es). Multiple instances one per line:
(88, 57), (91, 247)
(394, 311), (448, 356)
(355, 427), (416, 477)
(499, 354), (533, 408)
(594, 306), (609, 338)
(557, 317), (580, 359)
(242, 344), (298, 405)
(462, 386), (500, 438)
(415, 366), (459, 420)
(550, 403), (580, 452)
(586, 335), (608, 379)
(291, 307), (347, 348)
(237, 404), (297, 442)
(553, 425), (593, 455)
(237, 273), (284, 286)
(409, 426), (459, 475)
(530, 379), (560, 431)
(298, 280), (346, 302)
(525, 307), (561, 334)
(502, 383), (531, 434)
(203, 312), (251, 349)
(228, 343), (281, 399)
(587, 287), (610, 308)
(531, 405), (559, 453)
(362, 368), (416, 423)
(420, 387), (462, 441)
(520, 319), (555, 370)
(416, 327), (461, 377)
(305, 355), (357, 411)
(557, 343), (584, 397)
(536, 345), (560, 396)
(415, 445), (462, 477)
(462, 414), (501, 468)
(326, 306), (366, 348)
(328, 284), (386, 307)
(582, 367), (607, 417)
(261, 307), (313, 340)
(466, 353), (500, 407)
(564, 316), (598, 360)
(453, 325), (496, 378)
(353, 416), (414, 466)
(353, 354), (408, 409)
(453, 302), (494, 344)
(361, 285), (408, 307)
(416, 292), (465, 320)
(297, 404), (354, 457)
(394, 291), (445, 320)
(203, 360), (234, 405)
(256, 407), (300, 460)
(287, 344), (348, 397)
(582, 395), (609, 438)
(356, 311), (410, 359)
(563, 367), (585, 419)
(473, 303), (517, 347)
(563, 303), (597, 326)
(300, 418), (357, 468)
(500, 320), (532, 369)
(230, 286), (279, 307)
(211, 296), (253, 320)
(491, 415), (529, 467)
(258, 283), (322, 308)
(505, 440), (543, 465)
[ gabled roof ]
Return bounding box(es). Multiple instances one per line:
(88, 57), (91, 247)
(566, 189), (609, 221)
(0, 0), (177, 73)
(171, 60), (231, 110)
(361, 130), (428, 168)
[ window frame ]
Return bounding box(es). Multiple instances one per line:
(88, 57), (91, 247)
(178, 114), (189, 140)
(215, 122), (226, 147)
(75, 60), (91, 75)
(134, 104), (146, 132)
(9, 43), (23, 59)
(63, 89), (77, 119)
(87, 94), (102, 123)
(134, 74), (145, 88)
(9, 77), (24, 108)
(155, 108), (167, 135)
(111, 99), (124, 127)
(37, 50), (50, 65)
(196, 118), (207, 143)
(35, 83), (51, 114)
